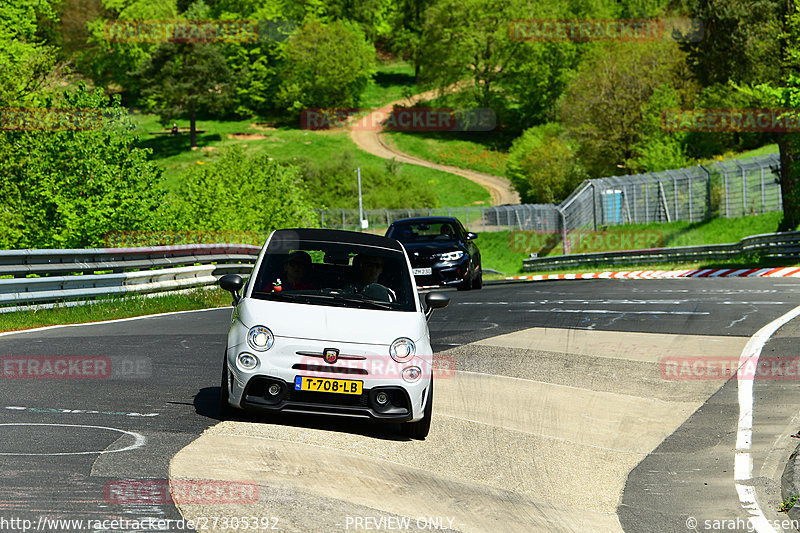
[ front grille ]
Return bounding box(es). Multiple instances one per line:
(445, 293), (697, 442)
(288, 389), (369, 407)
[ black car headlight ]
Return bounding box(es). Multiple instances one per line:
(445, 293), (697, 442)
(435, 251), (465, 261)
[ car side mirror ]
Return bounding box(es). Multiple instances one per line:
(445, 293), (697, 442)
(424, 291), (450, 320)
(466, 232), (477, 240)
(219, 274), (244, 305)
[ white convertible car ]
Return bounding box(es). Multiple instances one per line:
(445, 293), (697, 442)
(218, 228), (449, 439)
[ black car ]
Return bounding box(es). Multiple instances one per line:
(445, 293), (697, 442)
(385, 217), (482, 290)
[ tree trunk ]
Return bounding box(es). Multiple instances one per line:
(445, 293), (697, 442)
(190, 102), (197, 149)
(777, 132), (800, 231)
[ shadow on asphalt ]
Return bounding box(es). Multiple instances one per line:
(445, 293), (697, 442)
(193, 386), (411, 442)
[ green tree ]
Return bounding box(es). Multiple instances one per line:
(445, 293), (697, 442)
(135, 41), (232, 147)
(506, 123), (586, 204)
(174, 146), (317, 234)
(80, 0), (178, 97)
(0, 0), (60, 107)
(0, 85), (170, 248)
(686, 0), (800, 230)
(560, 41), (693, 177)
(277, 18), (375, 112)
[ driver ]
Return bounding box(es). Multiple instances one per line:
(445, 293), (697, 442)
(349, 254), (393, 302)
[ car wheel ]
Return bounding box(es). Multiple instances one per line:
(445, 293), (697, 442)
(219, 352), (235, 420)
(403, 379), (433, 440)
(456, 271), (473, 291)
(473, 270), (483, 289)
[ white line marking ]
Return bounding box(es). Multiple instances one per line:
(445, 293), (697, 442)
(735, 304), (800, 532)
(0, 423), (146, 455)
(525, 309), (710, 315)
(0, 306), (229, 338)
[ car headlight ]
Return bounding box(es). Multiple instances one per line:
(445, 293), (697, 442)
(237, 352), (259, 371)
(247, 326), (274, 351)
(435, 250), (465, 261)
(390, 338), (416, 363)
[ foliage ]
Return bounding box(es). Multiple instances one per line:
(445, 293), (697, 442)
(134, 40), (232, 146)
(0, 85), (169, 249)
(682, 0), (784, 87)
(506, 123), (586, 204)
(277, 18), (375, 112)
(173, 145), (318, 233)
(291, 150), (437, 209)
(560, 41), (694, 177)
(0, 0), (60, 107)
(80, 0), (178, 96)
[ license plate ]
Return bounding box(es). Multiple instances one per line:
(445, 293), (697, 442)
(294, 376), (362, 395)
(412, 268), (432, 276)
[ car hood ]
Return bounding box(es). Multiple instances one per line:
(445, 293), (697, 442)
(237, 298), (427, 345)
(400, 242), (465, 255)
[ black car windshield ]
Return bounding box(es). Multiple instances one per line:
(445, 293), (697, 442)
(386, 221), (459, 243)
(251, 238), (416, 312)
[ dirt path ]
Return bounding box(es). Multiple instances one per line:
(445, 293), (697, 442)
(349, 88), (520, 206)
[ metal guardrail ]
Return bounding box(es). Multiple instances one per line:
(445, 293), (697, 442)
(522, 231), (800, 271)
(0, 243), (261, 311)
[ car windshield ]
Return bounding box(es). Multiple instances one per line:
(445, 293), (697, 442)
(250, 238), (416, 312)
(386, 221), (459, 243)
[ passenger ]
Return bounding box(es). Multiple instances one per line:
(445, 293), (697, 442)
(278, 251), (315, 290)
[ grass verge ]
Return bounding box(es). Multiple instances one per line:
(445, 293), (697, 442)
(0, 288), (232, 333)
(384, 131), (508, 176)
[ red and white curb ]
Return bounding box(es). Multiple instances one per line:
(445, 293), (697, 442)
(505, 266), (800, 281)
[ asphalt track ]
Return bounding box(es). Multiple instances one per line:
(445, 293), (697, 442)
(2, 278), (800, 532)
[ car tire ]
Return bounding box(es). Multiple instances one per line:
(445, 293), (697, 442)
(456, 271), (473, 291)
(403, 379), (433, 440)
(473, 269), (483, 289)
(219, 352), (235, 420)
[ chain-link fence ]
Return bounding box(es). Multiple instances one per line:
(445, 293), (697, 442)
(315, 153), (782, 233)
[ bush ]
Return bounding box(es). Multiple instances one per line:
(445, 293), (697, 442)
(506, 123), (586, 204)
(277, 19), (375, 112)
(173, 146), (317, 236)
(0, 85), (169, 249)
(291, 150), (437, 209)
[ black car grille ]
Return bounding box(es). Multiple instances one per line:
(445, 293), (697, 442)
(288, 389), (369, 407)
